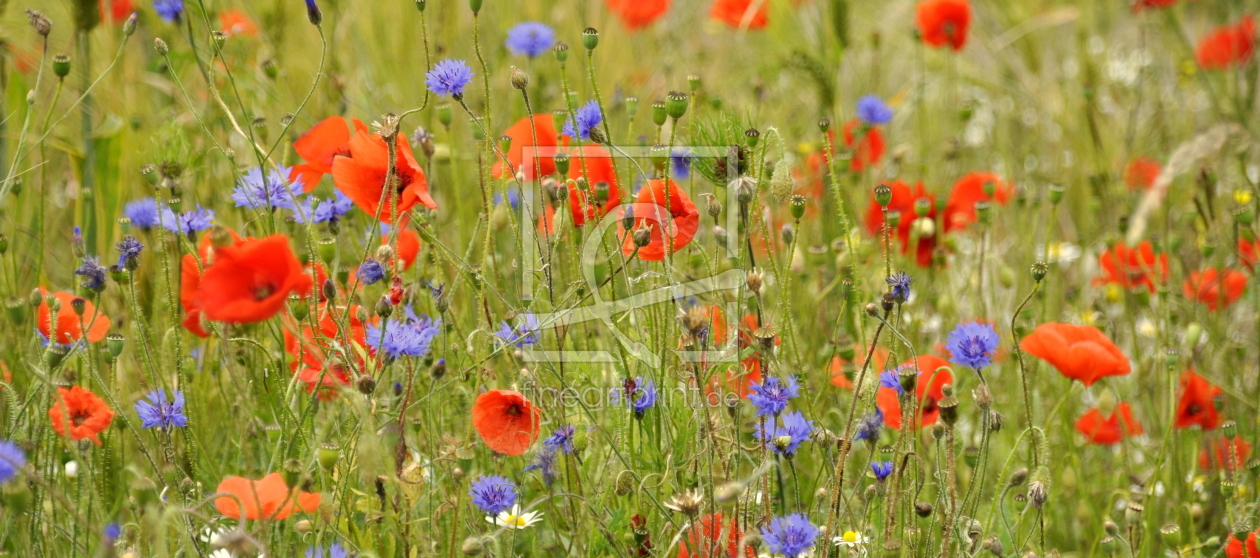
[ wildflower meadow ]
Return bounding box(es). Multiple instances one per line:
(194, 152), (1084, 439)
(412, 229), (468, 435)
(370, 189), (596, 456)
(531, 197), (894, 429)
(2, 0), (1259, 556)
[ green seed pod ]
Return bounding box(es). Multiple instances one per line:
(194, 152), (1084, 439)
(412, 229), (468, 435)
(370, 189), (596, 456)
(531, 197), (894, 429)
(437, 104), (453, 128)
(582, 27), (599, 51)
(468, 0), (483, 14)
(552, 41), (569, 63)
(1030, 261), (1048, 282)
(874, 184), (893, 207)
(937, 396), (959, 426)
(53, 54), (71, 78)
(790, 195), (806, 220)
(282, 459), (303, 488)
(665, 91), (688, 120)
(818, 117), (831, 133)
(651, 101), (667, 127)
(415, 0), (426, 12)
(106, 333), (124, 358)
(625, 96), (639, 117)
(554, 152), (571, 176)
(1048, 184), (1065, 205)
(317, 443), (340, 471)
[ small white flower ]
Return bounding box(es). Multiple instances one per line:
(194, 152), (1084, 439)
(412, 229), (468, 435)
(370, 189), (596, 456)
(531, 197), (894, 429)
(209, 551), (232, 558)
(64, 461), (78, 478)
(833, 530), (868, 548)
(486, 504), (544, 530)
(1036, 241), (1081, 264)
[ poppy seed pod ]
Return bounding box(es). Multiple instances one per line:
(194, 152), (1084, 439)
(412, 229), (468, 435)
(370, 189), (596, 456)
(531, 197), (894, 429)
(665, 91), (688, 120)
(53, 54), (71, 79)
(818, 117), (831, 133)
(553, 152), (571, 176)
(1159, 524), (1180, 547)
(415, 0), (425, 11)
(937, 396), (959, 425)
(281, 459), (303, 488)
(687, 74), (701, 92)
(874, 184), (893, 207)
(552, 41), (569, 63)
(651, 101), (668, 126)
(468, 0), (482, 13)
(582, 27), (599, 50)
(1048, 184), (1065, 205)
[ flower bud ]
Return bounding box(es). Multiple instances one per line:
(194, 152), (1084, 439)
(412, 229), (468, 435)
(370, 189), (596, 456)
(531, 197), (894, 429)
(357, 374), (377, 394)
(915, 502), (933, 517)
(461, 537), (484, 555)
(510, 66), (529, 90)
(632, 227), (651, 248)
(123, 12), (138, 37)
(430, 359), (447, 381)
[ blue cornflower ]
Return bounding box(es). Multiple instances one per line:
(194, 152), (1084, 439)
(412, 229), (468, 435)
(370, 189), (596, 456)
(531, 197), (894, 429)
(946, 321), (1000, 370)
(760, 513), (819, 558)
(317, 190), (355, 221)
(469, 475), (517, 515)
(543, 425), (575, 454)
(304, 0), (322, 25)
(854, 409), (884, 442)
(158, 206), (215, 236)
(74, 256), (108, 291)
(494, 188), (522, 211)
(504, 22), (555, 58)
(135, 389), (188, 430)
(305, 542), (350, 558)
(671, 148), (694, 179)
(871, 461), (894, 481)
(153, 0), (184, 23)
(631, 379), (657, 417)
(562, 100), (603, 142)
(886, 271), (912, 303)
(426, 59), (474, 98)
(0, 440), (26, 484)
(523, 448), (558, 486)
(104, 523), (121, 541)
(495, 313), (541, 348)
(756, 411), (814, 456)
(232, 166), (305, 211)
(357, 259), (386, 285)
(878, 369), (905, 395)
(856, 94), (893, 125)
(748, 375), (800, 417)
(123, 198), (160, 230)
(365, 312), (441, 360)
(115, 236), (143, 269)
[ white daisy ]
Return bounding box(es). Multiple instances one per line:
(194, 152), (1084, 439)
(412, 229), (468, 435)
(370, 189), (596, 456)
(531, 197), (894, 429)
(833, 530), (868, 549)
(486, 504), (544, 530)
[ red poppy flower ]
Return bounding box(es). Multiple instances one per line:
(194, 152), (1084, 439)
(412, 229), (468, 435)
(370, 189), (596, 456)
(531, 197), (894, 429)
(1074, 402), (1142, 445)
(181, 229), (248, 338)
(841, 120), (886, 173)
(1132, 0), (1187, 9)
(621, 178), (700, 261)
(214, 473), (321, 520)
(1241, 238), (1260, 270)
(291, 117), (369, 192)
(710, 0), (768, 30)
(876, 355), (954, 429)
(607, 0), (670, 30)
(1175, 368), (1224, 430)
(699, 308), (764, 401)
(98, 0), (132, 23)
(48, 386), (114, 445)
(494, 115), (561, 182)
(37, 289), (111, 345)
(1226, 532), (1260, 558)
(1200, 438), (1251, 472)
(1019, 323), (1131, 387)
(864, 180), (939, 267)
(195, 235), (313, 324)
(220, 9), (258, 36)
(917, 0), (971, 51)
(829, 346), (890, 390)
(332, 131), (435, 224)
(1123, 158), (1161, 191)
(679, 513), (754, 558)
(1094, 241), (1168, 293)
(540, 146), (626, 233)
(943, 172), (1012, 229)
(1196, 16), (1255, 70)
(472, 390), (541, 456)
(284, 303), (371, 398)
(1183, 268), (1247, 311)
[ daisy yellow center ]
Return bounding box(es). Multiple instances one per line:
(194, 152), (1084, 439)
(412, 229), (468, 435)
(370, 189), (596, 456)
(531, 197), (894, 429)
(843, 531), (859, 543)
(505, 514), (527, 527)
